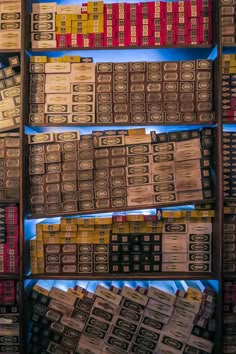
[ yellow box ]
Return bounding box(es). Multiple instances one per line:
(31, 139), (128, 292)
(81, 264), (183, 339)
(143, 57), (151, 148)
(43, 236), (61, 244)
(30, 56), (48, 63)
(95, 224), (112, 230)
(33, 282), (50, 296)
(129, 225), (147, 233)
(56, 27), (72, 34)
(30, 238), (37, 257)
(61, 224), (77, 232)
(112, 225), (130, 233)
(77, 218), (95, 225)
(75, 14), (88, 21)
(47, 57), (63, 63)
(76, 236), (93, 243)
(42, 224), (60, 232)
(37, 257), (45, 273)
(78, 225), (95, 231)
(71, 27), (88, 35)
(224, 207), (236, 214)
(31, 257), (38, 274)
(127, 215), (144, 222)
(162, 210), (182, 218)
(62, 56), (81, 63)
(147, 227), (162, 233)
(60, 237), (77, 244)
(95, 217), (112, 225)
(87, 26), (103, 33)
(36, 240), (44, 257)
(93, 235), (110, 244)
(68, 288), (84, 298)
(181, 210), (215, 218)
(145, 221), (163, 228)
(128, 128), (146, 136)
(87, 1), (104, 14)
(43, 231), (59, 238)
(60, 231), (77, 238)
(88, 19), (103, 27)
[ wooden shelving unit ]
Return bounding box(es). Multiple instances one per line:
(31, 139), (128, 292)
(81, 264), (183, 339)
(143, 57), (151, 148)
(0, 0), (227, 353)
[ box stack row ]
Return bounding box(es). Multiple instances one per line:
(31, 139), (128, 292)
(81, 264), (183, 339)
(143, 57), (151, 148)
(0, 55), (21, 131)
(0, 55), (21, 130)
(29, 56), (214, 125)
(222, 54), (236, 122)
(224, 281), (236, 354)
(28, 127), (214, 216)
(29, 209), (213, 274)
(223, 132), (236, 197)
(221, 0), (236, 46)
(0, 280), (19, 353)
(0, 204), (19, 274)
(0, 133), (20, 202)
(224, 207), (236, 273)
(28, 281), (216, 354)
(31, 0), (212, 49)
(0, 2), (21, 50)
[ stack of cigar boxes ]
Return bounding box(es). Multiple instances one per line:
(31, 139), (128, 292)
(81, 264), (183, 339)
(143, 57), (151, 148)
(0, 55), (21, 130)
(29, 55), (95, 125)
(31, 0), (212, 49)
(222, 54), (236, 122)
(223, 207), (236, 272)
(96, 59), (214, 124)
(221, 0), (236, 46)
(28, 281), (216, 354)
(0, 281), (19, 353)
(223, 132), (236, 196)
(29, 56), (214, 125)
(224, 281), (236, 354)
(0, 204), (19, 274)
(28, 127), (214, 216)
(0, 133), (20, 202)
(29, 209), (213, 275)
(0, 2), (21, 50)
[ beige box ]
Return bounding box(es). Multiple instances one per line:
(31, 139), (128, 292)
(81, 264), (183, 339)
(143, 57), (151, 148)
(0, 2), (21, 12)
(32, 2), (57, 12)
(0, 31), (21, 49)
(125, 135), (151, 145)
(45, 94), (71, 105)
(57, 4), (81, 14)
(32, 40), (57, 49)
(71, 63), (95, 82)
(176, 138), (201, 151)
(45, 74), (71, 93)
(127, 185), (152, 196)
(147, 287), (176, 306)
(45, 63), (71, 73)
(127, 194), (153, 206)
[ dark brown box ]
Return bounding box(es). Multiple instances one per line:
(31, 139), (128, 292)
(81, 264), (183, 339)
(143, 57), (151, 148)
(61, 181), (77, 192)
(29, 164), (45, 175)
(78, 180), (94, 190)
(113, 93), (129, 103)
(96, 63), (113, 73)
(95, 158), (109, 169)
(130, 92), (145, 102)
(96, 84), (112, 93)
(114, 113), (130, 123)
(46, 163), (61, 173)
(113, 82), (129, 92)
(94, 179), (109, 189)
(130, 113), (147, 123)
(94, 168), (109, 180)
(77, 170), (93, 180)
(110, 177), (126, 188)
(129, 62), (146, 72)
(113, 63), (129, 72)
(95, 199), (110, 209)
(130, 73), (146, 83)
(96, 73), (112, 83)
(62, 161), (77, 172)
(45, 193), (62, 204)
(45, 183), (61, 194)
(146, 83), (162, 92)
(96, 113), (113, 123)
(94, 188), (110, 199)
(113, 72), (129, 82)
(147, 72), (162, 82)
(78, 190), (94, 200)
(96, 93), (112, 103)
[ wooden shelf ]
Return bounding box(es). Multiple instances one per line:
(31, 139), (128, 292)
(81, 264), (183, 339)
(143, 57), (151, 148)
(29, 44), (213, 52)
(0, 125), (20, 133)
(224, 273), (236, 280)
(0, 49), (20, 53)
(26, 272), (216, 281)
(28, 122), (215, 128)
(0, 274), (20, 280)
(0, 200), (19, 204)
(27, 199), (215, 219)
